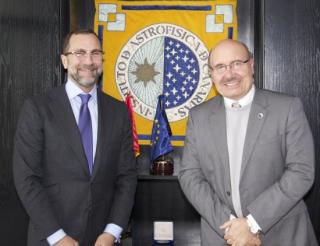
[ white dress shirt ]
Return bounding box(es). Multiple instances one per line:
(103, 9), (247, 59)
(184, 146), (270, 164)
(224, 85), (261, 233)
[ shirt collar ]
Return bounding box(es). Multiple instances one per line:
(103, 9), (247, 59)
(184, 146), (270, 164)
(65, 79), (97, 102)
(224, 84), (255, 109)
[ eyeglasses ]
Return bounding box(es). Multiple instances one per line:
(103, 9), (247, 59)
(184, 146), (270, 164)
(211, 59), (250, 74)
(64, 49), (104, 60)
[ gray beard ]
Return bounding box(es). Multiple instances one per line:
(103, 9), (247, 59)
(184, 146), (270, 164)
(70, 73), (99, 88)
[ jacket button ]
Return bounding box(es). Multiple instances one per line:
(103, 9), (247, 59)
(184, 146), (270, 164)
(226, 191), (231, 196)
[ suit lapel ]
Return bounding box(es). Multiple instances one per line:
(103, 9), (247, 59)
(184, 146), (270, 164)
(91, 91), (115, 177)
(209, 97), (231, 189)
(241, 89), (268, 177)
(49, 86), (90, 176)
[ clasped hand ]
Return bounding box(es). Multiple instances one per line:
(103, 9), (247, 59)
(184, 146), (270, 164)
(54, 232), (115, 246)
(220, 218), (261, 246)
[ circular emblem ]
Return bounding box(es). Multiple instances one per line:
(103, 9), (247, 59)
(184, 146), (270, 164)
(115, 23), (212, 122)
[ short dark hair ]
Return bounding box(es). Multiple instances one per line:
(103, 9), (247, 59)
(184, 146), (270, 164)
(62, 29), (101, 54)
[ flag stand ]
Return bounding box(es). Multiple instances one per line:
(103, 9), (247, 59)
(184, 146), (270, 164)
(151, 155), (174, 176)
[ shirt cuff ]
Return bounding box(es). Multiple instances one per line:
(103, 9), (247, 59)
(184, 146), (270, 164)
(230, 214), (237, 220)
(47, 229), (67, 245)
(224, 214), (237, 234)
(247, 214), (262, 233)
(104, 223), (123, 242)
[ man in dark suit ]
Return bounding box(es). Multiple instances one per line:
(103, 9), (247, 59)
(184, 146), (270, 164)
(179, 39), (318, 246)
(13, 29), (137, 246)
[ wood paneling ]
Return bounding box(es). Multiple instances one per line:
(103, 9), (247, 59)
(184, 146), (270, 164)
(262, 0), (320, 240)
(0, 0), (68, 245)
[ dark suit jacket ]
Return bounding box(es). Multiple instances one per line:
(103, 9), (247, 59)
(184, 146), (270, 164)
(13, 85), (137, 246)
(179, 89), (318, 246)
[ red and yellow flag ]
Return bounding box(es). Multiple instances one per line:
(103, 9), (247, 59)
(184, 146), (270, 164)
(125, 93), (140, 157)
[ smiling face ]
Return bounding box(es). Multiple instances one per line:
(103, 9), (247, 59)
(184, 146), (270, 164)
(61, 33), (103, 93)
(209, 40), (254, 100)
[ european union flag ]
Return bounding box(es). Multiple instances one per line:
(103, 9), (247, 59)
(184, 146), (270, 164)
(150, 95), (174, 161)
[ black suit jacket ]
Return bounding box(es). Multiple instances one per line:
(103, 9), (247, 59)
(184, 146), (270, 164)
(13, 85), (137, 245)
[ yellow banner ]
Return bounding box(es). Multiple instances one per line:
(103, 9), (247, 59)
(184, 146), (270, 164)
(94, 0), (237, 146)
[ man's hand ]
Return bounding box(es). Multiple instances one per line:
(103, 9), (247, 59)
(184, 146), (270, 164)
(220, 218), (261, 246)
(54, 236), (79, 246)
(249, 234), (261, 246)
(94, 232), (116, 246)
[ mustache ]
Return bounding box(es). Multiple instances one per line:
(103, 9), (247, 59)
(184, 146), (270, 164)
(224, 76), (241, 83)
(223, 74), (242, 83)
(78, 64), (99, 70)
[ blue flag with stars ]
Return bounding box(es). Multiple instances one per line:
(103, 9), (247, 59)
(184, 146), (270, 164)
(150, 95), (174, 161)
(163, 37), (199, 109)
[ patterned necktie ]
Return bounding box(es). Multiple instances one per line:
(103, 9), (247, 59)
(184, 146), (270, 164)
(78, 94), (93, 174)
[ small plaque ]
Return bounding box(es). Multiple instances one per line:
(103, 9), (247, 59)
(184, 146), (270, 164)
(154, 221), (174, 242)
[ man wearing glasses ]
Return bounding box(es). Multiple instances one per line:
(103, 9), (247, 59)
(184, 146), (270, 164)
(179, 39), (317, 246)
(13, 29), (137, 246)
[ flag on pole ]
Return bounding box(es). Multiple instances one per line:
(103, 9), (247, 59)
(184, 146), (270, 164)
(125, 93), (140, 157)
(150, 95), (173, 161)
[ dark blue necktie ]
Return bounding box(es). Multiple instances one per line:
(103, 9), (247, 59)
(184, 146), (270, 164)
(78, 94), (93, 174)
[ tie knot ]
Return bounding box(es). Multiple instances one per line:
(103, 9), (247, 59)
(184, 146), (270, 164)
(79, 94), (91, 104)
(231, 102), (241, 108)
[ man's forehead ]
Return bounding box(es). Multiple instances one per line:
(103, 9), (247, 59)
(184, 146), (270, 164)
(69, 34), (100, 46)
(210, 43), (248, 64)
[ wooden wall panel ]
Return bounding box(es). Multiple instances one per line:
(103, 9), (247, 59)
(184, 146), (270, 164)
(0, 0), (68, 245)
(262, 0), (320, 240)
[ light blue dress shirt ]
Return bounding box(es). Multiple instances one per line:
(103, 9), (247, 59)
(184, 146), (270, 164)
(47, 80), (122, 245)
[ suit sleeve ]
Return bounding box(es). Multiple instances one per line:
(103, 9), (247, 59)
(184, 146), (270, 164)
(247, 97), (315, 232)
(178, 110), (232, 237)
(13, 99), (61, 239)
(107, 104), (137, 229)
